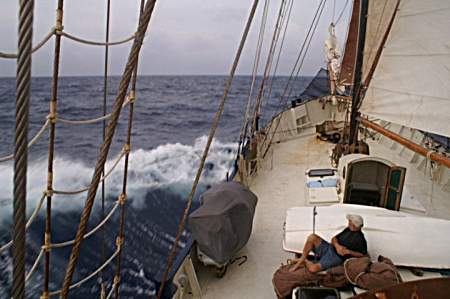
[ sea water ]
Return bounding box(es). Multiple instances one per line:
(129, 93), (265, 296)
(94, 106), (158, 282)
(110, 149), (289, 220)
(0, 75), (309, 298)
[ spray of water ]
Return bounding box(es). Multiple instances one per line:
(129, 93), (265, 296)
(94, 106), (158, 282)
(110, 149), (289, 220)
(0, 136), (237, 226)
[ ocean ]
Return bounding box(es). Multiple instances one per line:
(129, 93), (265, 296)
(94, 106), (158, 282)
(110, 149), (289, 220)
(0, 75), (309, 298)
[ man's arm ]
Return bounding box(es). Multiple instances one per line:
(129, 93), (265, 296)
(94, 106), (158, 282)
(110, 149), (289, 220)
(332, 236), (366, 257)
(342, 248), (365, 257)
(331, 236), (346, 256)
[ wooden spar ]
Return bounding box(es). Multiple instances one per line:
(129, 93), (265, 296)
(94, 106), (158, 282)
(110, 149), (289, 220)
(358, 117), (450, 169)
(339, 0), (360, 88)
(349, 0), (369, 145)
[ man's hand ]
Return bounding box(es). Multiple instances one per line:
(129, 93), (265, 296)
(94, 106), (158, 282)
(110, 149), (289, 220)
(305, 260), (321, 273)
(289, 261), (301, 272)
(334, 243), (347, 256)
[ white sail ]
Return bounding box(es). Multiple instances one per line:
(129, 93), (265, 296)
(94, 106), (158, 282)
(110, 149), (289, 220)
(360, 0), (450, 138)
(361, 0), (398, 82)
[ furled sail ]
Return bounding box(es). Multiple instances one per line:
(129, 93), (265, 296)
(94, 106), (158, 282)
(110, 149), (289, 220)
(360, 0), (450, 138)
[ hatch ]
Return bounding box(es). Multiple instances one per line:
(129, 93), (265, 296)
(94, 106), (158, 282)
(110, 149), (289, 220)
(338, 155), (406, 211)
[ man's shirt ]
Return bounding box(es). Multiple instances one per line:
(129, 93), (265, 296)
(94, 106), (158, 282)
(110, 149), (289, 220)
(336, 227), (367, 259)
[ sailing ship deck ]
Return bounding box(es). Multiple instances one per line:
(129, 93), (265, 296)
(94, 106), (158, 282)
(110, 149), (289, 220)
(194, 125), (449, 298)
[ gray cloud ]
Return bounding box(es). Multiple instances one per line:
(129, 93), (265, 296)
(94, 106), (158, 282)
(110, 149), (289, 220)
(0, 0), (350, 77)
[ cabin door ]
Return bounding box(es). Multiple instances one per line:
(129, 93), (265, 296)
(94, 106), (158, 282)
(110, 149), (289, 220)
(383, 167), (406, 210)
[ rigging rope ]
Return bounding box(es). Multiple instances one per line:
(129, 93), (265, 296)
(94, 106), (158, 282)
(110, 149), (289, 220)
(258, 0), (290, 107)
(156, 0), (260, 297)
(0, 27), (135, 59)
(49, 247), (120, 297)
(113, 0), (145, 296)
(0, 106), (134, 163)
(43, 1), (64, 295)
(237, 0), (270, 158)
(25, 248), (44, 282)
(60, 31), (136, 46)
(12, 0), (34, 298)
(0, 119), (50, 163)
(3, 199), (120, 285)
(0, 193), (45, 254)
(0, 28), (53, 59)
(100, 0), (112, 296)
(105, 282), (116, 299)
(49, 200), (120, 249)
(264, 0), (294, 103)
(56, 114), (112, 125)
(251, 0), (289, 134)
(59, 1), (158, 296)
(53, 149), (126, 195)
(261, 0), (327, 157)
(0, 102), (135, 163)
(334, 0), (350, 26)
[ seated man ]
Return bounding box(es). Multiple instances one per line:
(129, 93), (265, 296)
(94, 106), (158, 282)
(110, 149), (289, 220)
(289, 214), (367, 273)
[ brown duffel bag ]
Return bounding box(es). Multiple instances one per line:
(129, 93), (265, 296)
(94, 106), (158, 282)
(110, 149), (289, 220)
(272, 262), (349, 298)
(272, 263), (321, 299)
(321, 263), (348, 288)
(344, 256), (402, 290)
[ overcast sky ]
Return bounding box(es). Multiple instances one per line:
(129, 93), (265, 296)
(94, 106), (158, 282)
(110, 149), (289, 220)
(0, 0), (351, 77)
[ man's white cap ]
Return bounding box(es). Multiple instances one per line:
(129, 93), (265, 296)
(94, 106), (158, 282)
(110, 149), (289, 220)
(346, 214), (364, 228)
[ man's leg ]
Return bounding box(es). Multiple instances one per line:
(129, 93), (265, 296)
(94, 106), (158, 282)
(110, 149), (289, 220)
(297, 234), (323, 264)
(290, 234), (323, 271)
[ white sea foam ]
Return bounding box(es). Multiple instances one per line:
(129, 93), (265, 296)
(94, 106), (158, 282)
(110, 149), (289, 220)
(0, 136), (237, 225)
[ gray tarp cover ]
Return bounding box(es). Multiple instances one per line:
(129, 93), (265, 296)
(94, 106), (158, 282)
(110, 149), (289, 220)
(188, 181), (258, 264)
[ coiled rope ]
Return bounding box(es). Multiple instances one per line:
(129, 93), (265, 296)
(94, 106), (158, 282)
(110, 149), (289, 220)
(156, 0), (259, 297)
(59, 1), (158, 297)
(12, 0), (34, 298)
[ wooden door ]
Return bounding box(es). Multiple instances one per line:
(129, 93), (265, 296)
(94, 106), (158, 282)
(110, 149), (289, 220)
(383, 167), (406, 210)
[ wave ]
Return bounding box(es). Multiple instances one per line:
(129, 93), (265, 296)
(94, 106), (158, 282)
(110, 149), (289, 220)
(0, 136), (237, 226)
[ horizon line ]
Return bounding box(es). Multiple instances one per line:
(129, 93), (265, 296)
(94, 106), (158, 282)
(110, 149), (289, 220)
(0, 73), (318, 79)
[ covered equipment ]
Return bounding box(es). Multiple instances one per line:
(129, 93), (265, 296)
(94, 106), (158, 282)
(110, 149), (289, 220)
(188, 181), (258, 264)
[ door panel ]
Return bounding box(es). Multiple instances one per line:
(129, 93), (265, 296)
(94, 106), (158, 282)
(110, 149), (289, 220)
(383, 167), (406, 210)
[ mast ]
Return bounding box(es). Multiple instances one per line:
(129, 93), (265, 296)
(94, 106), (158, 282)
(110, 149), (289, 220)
(339, 0), (360, 89)
(348, 0), (368, 145)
